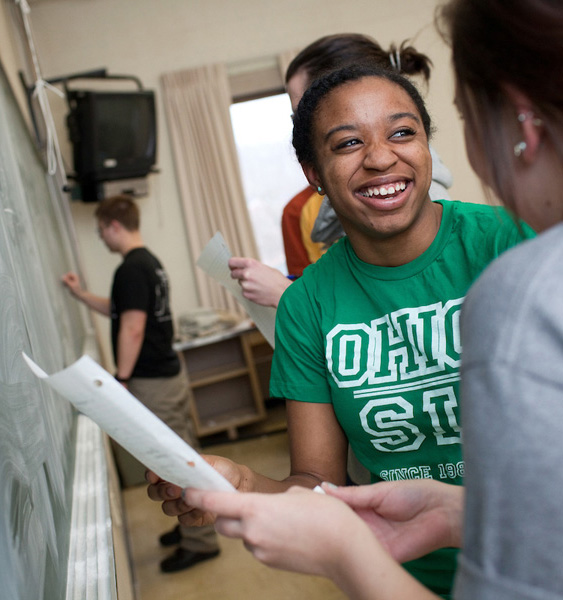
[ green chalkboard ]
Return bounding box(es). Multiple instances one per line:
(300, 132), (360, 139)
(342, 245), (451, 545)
(0, 57), (89, 599)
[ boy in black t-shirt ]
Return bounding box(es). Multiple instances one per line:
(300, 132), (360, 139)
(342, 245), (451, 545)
(62, 195), (219, 573)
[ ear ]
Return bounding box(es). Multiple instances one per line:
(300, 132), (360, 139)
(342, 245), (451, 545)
(503, 84), (543, 163)
(109, 219), (123, 233)
(301, 162), (324, 194)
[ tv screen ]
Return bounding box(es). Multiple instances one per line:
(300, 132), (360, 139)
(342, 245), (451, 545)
(67, 90), (157, 184)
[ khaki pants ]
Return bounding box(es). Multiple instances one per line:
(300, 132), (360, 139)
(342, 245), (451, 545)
(112, 366), (219, 553)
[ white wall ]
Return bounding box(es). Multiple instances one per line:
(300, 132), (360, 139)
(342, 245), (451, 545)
(0, 1), (28, 112)
(12, 0), (485, 368)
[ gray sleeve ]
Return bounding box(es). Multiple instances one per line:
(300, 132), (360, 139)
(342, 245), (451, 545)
(429, 145), (453, 201)
(310, 195), (345, 245)
(456, 362), (563, 600)
(456, 229), (563, 600)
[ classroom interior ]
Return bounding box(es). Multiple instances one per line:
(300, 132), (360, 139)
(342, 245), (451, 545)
(0, 0), (488, 598)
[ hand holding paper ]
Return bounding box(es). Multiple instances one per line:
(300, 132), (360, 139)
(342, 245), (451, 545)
(197, 232), (276, 348)
(23, 353), (235, 492)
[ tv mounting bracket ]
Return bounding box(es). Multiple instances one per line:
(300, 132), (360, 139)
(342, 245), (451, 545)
(19, 68), (144, 146)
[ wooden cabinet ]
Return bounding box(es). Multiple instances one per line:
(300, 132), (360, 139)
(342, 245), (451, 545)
(174, 321), (273, 440)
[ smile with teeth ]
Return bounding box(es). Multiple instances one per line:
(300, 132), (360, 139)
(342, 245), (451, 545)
(359, 181), (407, 198)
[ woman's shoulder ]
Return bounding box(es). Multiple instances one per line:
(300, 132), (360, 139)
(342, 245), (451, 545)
(280, 239), (351, 306)
(299, 238), (350, 277)
(444, 200), (535, 247)
(471, 224), (560, 291)
(446, 199), (514, 223)
(462, 224), (563, 364)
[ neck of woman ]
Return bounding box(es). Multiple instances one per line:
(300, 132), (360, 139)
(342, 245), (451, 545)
(346, 200), (443, 267)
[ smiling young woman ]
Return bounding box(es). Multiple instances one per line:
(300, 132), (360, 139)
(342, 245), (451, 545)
(147, 65), (534, 598)
(269, 64), (535, 597)
(300, 75), (438, 266)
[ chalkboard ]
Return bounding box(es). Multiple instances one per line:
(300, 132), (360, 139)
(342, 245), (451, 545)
(0, 57), (99, 599)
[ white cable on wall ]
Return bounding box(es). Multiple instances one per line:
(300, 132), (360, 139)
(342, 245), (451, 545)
(15, 0), (67, 178)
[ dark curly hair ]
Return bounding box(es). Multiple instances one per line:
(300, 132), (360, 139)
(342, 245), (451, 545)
(292, 64), (433, 167)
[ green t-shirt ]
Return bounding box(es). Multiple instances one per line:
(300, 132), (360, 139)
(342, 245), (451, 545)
(270, 200), (535, 598)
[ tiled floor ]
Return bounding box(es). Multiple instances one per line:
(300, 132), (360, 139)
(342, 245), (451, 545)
(121, 429), (347, 600)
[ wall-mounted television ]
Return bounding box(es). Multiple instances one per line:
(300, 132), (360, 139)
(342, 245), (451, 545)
(66, 89), (157, 186)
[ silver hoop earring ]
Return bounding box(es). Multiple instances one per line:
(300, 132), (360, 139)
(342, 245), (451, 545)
(514, 141), (527, 157)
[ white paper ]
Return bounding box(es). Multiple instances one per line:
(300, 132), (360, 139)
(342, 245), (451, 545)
(23, 353), (236, 492)
(197, 232), (276, 348)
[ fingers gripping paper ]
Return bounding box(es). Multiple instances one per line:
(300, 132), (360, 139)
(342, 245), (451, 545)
(23, 353), (236, 492)
(196, 232), (276, 348)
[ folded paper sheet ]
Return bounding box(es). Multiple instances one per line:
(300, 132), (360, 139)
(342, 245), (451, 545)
(197, 232), (276, 348)
(23, 353), (236, 492)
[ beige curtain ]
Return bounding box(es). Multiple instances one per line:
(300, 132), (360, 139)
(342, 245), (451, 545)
(161, 64), (258, 315)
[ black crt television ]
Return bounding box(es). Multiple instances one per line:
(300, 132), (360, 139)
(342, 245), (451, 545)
(66, 89), (157, 185)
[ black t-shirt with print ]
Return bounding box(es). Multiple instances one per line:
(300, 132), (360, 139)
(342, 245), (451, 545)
(111, 247), (179, 378)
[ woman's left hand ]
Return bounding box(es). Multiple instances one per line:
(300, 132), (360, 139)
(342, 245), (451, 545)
(186, 485), (440, 600)
(184, 485), (372, 578)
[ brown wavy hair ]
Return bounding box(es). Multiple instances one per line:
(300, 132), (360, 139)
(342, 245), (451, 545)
(285, 33), (433, 86)
(436, 0), (563, 209)
(94, 195), (139, 231)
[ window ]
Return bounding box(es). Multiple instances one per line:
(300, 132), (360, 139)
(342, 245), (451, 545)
(230, 93), (309, 274)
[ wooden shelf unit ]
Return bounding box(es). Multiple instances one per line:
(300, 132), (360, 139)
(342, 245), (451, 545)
(174, 321), (273, 440)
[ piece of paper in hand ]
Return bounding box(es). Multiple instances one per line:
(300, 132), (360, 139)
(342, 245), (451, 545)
(196, 232), (276, 348)
(22, 353), (235, 492)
